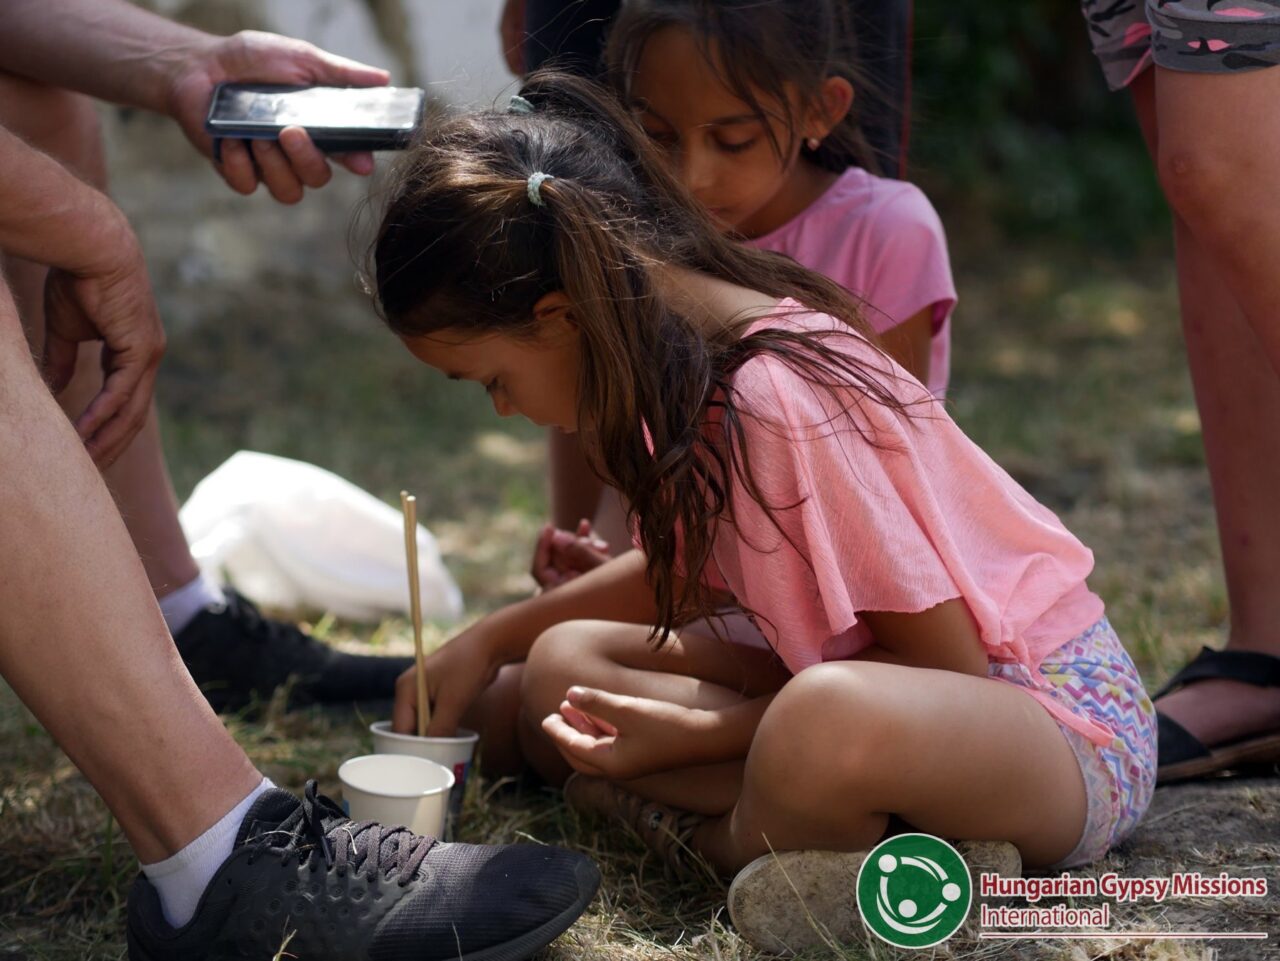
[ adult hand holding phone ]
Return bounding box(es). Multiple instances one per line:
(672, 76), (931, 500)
(0, 2), (394, 205)
(166, 30), (391, 204)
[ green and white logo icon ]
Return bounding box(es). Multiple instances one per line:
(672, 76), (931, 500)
(856, 834), (971, 948)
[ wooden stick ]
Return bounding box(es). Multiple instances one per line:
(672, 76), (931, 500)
(400, 490), (430, 736)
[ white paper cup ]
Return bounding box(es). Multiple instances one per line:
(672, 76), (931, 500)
(338, 754), (454, 840)
(370, 721), (479, 839)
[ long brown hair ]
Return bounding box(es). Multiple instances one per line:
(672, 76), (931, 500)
(605, 0), (880, 175)
(371, 71), (913, 646)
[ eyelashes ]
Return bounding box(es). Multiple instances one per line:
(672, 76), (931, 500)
(643, 130), (759, 156)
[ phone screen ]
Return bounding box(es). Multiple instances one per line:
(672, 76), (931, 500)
(210, 85), (422, 131)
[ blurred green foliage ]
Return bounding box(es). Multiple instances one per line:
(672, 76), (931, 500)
(909, 1), (1171, 248)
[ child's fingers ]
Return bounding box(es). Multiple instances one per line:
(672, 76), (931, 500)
(564, 687), (623, 734)
(550, 528), (577, 550)
(541, 713), (614, 769)
(530, 523), (557, 586)
(562, 540), (610, 572)
(560, 700), (613, 737)
(575, 518), (609, 552)
(391, 669), (419, 734)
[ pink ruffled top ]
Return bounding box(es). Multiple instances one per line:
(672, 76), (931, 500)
(668, 302), (1111, 745)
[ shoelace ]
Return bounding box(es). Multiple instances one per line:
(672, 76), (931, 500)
(226, 592), (314, 651)
(247, 781), (438, 886)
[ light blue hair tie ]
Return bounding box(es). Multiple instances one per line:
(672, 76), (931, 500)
(527, 171), (554, 207)
(508, 95), (535, 114)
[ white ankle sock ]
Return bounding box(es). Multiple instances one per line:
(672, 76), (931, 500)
(142, 777), (274, 928)
(159, 573), (226, 635)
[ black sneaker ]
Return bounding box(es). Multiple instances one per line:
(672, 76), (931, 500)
(127, 781), (601, 961)
(174, 589), (414, 712)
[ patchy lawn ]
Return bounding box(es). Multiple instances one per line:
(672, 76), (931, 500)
(2, 213), (1276, 959)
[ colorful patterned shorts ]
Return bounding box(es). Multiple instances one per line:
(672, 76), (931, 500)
(988, 618), (1157, 868)
(1081, 0), (1280, 91)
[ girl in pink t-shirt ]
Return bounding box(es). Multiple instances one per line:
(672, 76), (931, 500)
(372, 71), (1155, 952)
(532, 0), (956, 589)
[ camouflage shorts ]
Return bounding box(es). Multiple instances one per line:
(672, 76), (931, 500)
(1081, 0), (1280, 90)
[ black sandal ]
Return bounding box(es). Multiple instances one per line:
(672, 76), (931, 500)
(1155, 646), (1280, 784)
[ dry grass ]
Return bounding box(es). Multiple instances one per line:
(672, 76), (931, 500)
(2, 238), (1277, 959)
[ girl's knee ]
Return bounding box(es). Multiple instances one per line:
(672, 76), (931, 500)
(748, 662), (885, 793)
(520, 620), (611, 719)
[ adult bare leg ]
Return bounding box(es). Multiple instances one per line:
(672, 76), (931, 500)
(1154, 66), (1280, 374)
(1131, 70), (1280, 756)
(0, 275), (260, 865)
(0, 72), (199, 598)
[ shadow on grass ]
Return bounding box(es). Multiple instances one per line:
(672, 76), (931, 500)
(4, 240), (1274, 959)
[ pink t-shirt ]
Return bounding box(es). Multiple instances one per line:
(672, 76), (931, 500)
(696, 304), (1105, 738)
(747, 168), (956, 398)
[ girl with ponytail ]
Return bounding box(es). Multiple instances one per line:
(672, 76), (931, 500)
(372, 71), (1154, 951)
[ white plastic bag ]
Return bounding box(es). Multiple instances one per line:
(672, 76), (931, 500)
(179, 451), (463, 623)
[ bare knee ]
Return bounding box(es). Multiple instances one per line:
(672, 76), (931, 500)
(745, 663), (883, 813)
(517, 621), (614, 784)
(1157, 140), (1236, 233)
(0, 74), (106, 187)
(521, 621), (608, 720)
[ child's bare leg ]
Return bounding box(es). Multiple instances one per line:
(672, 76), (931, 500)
(463, 658), (747, 811)
(460, 663), (527, 777)
(693, 661), (1089, 874)
(618, 761), (744, 815)
(459, 655), (747, 811)
(518, 621), (791, 789)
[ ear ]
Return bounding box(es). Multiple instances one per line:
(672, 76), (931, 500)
(805, 76), (854, 142)
(533, 290), (577, 334)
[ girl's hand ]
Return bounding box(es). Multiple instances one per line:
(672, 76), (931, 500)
(531, 519), (610, 590)
(392, 623), (502, 737)
(541, 686), (708, 781)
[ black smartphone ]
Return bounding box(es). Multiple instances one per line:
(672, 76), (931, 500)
(205, 83), (426, 154)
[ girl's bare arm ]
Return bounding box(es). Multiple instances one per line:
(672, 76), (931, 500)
(877, 305), (934, 386)
(487, 549), (663, 664)
(855, 597), (989, 676)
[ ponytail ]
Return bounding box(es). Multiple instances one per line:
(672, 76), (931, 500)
(372, 70), (916, 645)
